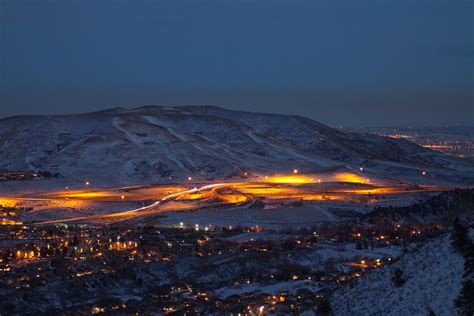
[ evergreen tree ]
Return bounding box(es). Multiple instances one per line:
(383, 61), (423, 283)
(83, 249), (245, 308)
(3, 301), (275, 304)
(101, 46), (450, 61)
(455, 280), (474, 315)
(452, 217), (469, 252)
(392, 268), (406, 287)
(318, 297), (332, 315)
(463, 243), (474, 276)
(72, 234), (79, 246)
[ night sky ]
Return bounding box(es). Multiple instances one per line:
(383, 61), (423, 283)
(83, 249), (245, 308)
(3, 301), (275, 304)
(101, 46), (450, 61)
(1, 0), (473, 125)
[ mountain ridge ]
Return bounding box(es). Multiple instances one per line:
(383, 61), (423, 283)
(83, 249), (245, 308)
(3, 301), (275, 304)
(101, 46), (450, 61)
(0, 106), (472, 186)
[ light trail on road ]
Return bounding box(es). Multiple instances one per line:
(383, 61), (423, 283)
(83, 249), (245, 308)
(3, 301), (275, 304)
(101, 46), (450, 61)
(1, 171), (450, 226)
(33, 183), (227, 225)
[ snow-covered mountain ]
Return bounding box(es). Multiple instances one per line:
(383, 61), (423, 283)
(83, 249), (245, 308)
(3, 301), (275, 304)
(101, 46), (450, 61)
(0, 106), (472, 185)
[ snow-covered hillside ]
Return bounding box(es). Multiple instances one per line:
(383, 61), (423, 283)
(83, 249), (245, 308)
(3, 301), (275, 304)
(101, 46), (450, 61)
(0, 106), (472, 186)
(331, 233), (465, 316)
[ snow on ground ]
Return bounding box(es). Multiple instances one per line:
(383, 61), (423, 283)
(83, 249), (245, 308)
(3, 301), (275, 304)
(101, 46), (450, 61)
(280, 243), (401, 273)
(2, 106), (473, 187)
(224, 232), (295, 243)
(160, 205), (336, 229)
(215, 280), (322, 299)
(311, 243), (400, 262)
(331, 233), (465, 316)
(18, 200), (142, 222)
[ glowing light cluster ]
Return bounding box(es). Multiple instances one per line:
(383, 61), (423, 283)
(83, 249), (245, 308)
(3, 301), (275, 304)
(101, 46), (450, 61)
(333, 172), (369, 184)
(265, 175), (314, 184)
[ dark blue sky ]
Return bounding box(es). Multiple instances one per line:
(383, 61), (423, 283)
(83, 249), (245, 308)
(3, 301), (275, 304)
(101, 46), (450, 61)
(1, 0), (473, 125)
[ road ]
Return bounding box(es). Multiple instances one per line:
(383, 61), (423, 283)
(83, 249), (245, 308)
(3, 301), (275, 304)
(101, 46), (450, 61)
(1, 172), (449, 225)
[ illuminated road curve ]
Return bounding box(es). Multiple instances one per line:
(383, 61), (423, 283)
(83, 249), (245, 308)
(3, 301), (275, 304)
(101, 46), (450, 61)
(2, 171), (450, 225)
(126, 183), (226, 213)
(34, 183), (227, 225)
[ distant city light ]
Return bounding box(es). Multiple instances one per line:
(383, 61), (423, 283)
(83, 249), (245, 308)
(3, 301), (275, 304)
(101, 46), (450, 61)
(188, 177), (192, 181)
(120, 195), (125, 200)
(293, 169), (298, 174)
(422, 171), (426, 175)
(359, 167), (364, 172)
(85, 181), (90, 186)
